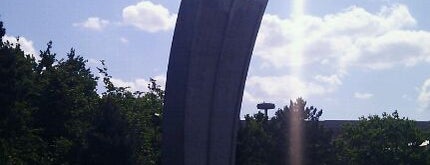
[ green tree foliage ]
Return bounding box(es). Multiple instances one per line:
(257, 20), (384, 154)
(130, 79), (164, 165)
(335, 111), (430, 164)
(82, 97), (134, 164)
(82, 62), (164, 165)
(0, 21), (164, 164)
(32, 45), (100, 164)
(0, 22), (5, 39)
(0, 22), (48, 164)
(236, 112), (273, 165)
(236, 98), (335, 165)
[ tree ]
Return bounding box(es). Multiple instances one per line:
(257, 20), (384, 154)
(0, 21), (48, 164)
(1, 21), (165, 164)
(335, 111), (430, 164)
(0, 22), (5, 40)
(236, 98), (335, 165)
(236, 112), (273, 165)
(130, 78), (164, 164)
(82, 62), (164, 165)
(270, 98), (335, 165)
(81, 97), (134, 164)
(32, 45), (99, 164)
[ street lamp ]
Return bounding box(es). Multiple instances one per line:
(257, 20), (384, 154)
(257, 102), (275, 120)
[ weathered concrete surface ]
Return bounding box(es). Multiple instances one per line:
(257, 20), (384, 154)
(162, 0), (268, 164)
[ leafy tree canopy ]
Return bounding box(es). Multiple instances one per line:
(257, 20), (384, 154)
(0, 21), (164, 164)
(335, 111), (430, 164)
(237, 98), (335, 165)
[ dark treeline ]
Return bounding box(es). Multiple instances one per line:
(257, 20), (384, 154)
(2, 21), (430, 164)
(236, 98), (430, 164)
(0, 22), (162, 164)
(237, 98), (335, 165)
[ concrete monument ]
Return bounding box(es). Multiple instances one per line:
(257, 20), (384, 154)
(162, 0), (268, 164)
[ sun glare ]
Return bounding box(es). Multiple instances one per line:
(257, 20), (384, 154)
(290, 0), (305, 78)
(289, 0), (306, 165)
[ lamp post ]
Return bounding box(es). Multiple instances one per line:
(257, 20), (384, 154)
(257, 102), (275, 120)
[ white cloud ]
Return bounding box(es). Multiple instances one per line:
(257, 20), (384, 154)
(402, 94), (413, 101)
(244, 75), (336, 104)
(420, 140), (429, 147)
(122, 1), (176, 32)
(354, 92), (374, 99)
(87, 58), (100, 66)
(152, 74), (166, 89)
(111, 78), (149, 92)
(255, 4), (430, 72)
(120, 37), (129, 44)
(418, 78), (430, 111)
(255, 4), (429, 73)
(315, 74), (342, 86)
(243, 90), (259, 104)
(110, 75), (166, 92)
(244, 4), (430, 105)
(2, 35), (37, 59)
(73, 17), (110, 31)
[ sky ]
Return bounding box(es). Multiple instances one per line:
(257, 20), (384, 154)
(1, 0), (430, 120)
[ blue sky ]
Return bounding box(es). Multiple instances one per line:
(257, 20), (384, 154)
(2, 0), (430, 120)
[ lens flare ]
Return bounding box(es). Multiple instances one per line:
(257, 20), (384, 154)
(288, 0), (305, 165)
(288, 100), (304, 165)
(290, 0), (305, 78)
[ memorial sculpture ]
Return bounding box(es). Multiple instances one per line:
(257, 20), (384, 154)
(162, 0), (268, 164)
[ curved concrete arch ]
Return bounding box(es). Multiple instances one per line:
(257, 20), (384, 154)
(162, 0), (268, 164)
